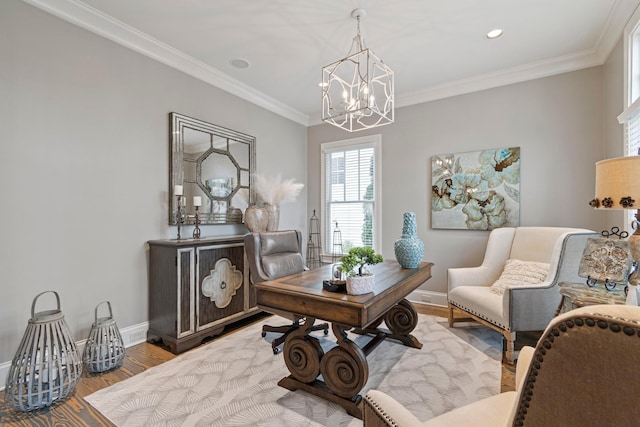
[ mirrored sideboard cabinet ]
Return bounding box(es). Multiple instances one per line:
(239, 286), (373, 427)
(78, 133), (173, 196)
(147, 235), (258, 354)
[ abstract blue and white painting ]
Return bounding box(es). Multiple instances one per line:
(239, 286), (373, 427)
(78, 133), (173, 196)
(431, 147), (520, 230)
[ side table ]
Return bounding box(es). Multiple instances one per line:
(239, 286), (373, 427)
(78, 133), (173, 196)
(556, 281), (627, 315)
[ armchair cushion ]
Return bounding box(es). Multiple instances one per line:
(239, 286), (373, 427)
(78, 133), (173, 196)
(259, 231), (299, 256)
(261, 252), (304, 279)
(449, 285), (507, 328)
(489, 259), (550, 295)
(245, 230), (304, 284)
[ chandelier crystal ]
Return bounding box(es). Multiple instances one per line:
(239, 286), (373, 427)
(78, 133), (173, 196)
(321, 9), (394, 132)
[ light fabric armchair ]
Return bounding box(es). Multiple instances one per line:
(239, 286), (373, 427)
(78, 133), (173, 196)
(364, 304), (640, 427)
(447, 227), (596, 363)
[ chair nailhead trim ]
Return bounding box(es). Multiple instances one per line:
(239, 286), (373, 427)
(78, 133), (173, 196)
(448, 301), (509, 329)
(597, 320), (608, 329)
(363, 394), (400, 427)
(514, 313), (640, 425)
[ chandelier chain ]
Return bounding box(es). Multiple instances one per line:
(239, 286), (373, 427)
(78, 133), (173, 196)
(351, 14), (365, 54)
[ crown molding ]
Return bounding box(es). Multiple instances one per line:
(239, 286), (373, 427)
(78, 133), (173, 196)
(22, 0), (310, 127)
(311, 2), (635, 127)
(595, 0), (640, 63)
(394, 0), (637, 113)
(307, 49), (601, 127)
(395, 49), (601, 109)
(23, 0), (636, 129)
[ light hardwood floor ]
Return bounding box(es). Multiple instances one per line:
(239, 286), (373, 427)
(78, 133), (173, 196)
(0, 305), (519, 427)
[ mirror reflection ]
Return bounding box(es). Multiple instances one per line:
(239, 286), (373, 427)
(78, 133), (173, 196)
(170, 113), (255, 225)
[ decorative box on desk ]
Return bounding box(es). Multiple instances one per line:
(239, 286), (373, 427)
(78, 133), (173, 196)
(147, 235), (258, 354)
(556, 281), (627, 315)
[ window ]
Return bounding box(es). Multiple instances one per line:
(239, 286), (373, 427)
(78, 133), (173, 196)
(321, 135), (382, 256)
(620, 10), (640, 156)
(618, 7), (640, 225)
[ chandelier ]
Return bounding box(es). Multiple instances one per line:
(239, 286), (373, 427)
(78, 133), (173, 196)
(321, 9), (394, 132)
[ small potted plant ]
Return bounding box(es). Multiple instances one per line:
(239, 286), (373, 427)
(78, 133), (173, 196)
(339, 247), (384, 295)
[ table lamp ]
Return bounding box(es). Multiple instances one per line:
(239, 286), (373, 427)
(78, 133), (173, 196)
(589, 156), (640, 286)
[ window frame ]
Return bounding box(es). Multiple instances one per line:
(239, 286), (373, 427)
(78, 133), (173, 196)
(320, 134), (382, 257)
(619, 6), (640, 226)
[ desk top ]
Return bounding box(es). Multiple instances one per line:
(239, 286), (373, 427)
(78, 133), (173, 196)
(255, 261), (433, 328)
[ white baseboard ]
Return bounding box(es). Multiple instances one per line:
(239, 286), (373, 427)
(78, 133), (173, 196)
(0, 321), (149, 392)
(408, 289), (448, 307)
(0, 360), (10, 393)
(120, 321), (151, 347)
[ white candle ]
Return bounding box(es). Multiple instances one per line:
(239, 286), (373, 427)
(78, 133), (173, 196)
(193, 196), (202, 207)
(174, 185), (183, 196)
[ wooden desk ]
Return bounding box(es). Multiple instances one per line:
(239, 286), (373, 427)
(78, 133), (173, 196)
(255, 260), (433, 419)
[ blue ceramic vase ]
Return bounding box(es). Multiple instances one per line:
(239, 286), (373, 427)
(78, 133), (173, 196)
(394, 212), (424, 269)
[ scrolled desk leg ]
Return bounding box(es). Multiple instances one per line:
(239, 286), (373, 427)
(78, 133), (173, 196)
(282, 317), (324, 383)
(383, 299), (423, 349)
(384, 299), (418, 335)
(319, 323), (368, 399)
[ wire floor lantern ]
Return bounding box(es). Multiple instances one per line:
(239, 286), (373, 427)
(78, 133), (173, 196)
(83, 301), (125, 373)
(4, 291), (82, 412)
(332, 221), (344, 264)
(307, 209), (323, 269)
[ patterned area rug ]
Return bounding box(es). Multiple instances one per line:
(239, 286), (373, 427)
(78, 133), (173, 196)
(85, 314), (501, 426)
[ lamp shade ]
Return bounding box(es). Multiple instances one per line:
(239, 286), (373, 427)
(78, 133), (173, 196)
(593, 156), (640, 209)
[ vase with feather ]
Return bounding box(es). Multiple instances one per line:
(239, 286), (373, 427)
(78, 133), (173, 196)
(244, 205), (268, 232)
(264, 202), (280, 231)
(253, 173), (303, 231)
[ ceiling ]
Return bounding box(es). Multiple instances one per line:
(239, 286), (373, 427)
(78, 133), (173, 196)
(25, 0), (640, 126)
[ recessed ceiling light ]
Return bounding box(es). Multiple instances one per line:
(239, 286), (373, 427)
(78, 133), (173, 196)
(230, 58), (250, 69)
(486, 29), (503, 39)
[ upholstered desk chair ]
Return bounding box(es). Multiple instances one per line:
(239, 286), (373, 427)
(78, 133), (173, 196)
(364, 304), (640, 427)
(244, 230), (328, 354)
(448, 227), (596, 363)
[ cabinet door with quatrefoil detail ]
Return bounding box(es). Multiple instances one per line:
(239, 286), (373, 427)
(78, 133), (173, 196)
(197, 244), (246, 329)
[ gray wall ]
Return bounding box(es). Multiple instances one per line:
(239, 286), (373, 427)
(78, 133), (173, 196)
(1, 0), (627, 368)
(308, 67), (609, 294)
(0, 0), (307, 364)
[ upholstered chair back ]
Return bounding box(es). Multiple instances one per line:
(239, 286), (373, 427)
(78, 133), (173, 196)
(511, 304), (640, 426)
(244, 230), (305, 283)
(509, 227), (579, 262)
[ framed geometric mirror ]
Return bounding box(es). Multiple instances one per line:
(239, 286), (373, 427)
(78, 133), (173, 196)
(169, 112), (256, 225)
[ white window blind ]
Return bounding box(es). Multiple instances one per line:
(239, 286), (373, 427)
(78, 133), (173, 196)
(321, 136), (381, 255)
(620, 100), (640, 156)
(620, 9), (640, 156)
(618, 9), (640, 225)
(627, 109), (640, 156)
